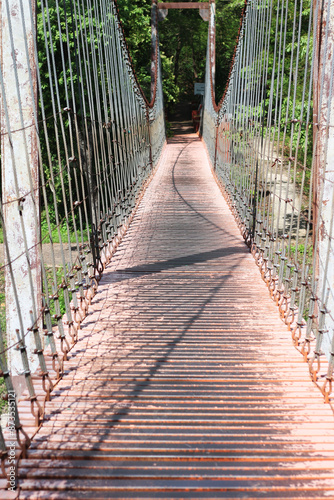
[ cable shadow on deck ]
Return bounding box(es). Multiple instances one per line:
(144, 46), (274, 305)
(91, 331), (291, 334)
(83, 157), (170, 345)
(29, 242), (257, 460)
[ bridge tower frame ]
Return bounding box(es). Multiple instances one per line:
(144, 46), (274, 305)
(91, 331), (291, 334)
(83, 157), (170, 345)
(151, 0), (215, 100)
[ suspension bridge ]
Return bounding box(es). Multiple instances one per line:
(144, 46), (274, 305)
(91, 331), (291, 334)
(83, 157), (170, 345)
(0, 0), (334, 498)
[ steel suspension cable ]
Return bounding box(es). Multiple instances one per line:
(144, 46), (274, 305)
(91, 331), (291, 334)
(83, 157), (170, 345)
(201, 0), (334, 403)
(0, 0), (165, 480)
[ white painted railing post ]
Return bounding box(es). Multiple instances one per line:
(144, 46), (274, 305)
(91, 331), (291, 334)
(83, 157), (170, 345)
(209, 0), (215, 98)
(1, 0), (41, 389)
(151, 0), (158, 101)
(315, 0), (334, 358)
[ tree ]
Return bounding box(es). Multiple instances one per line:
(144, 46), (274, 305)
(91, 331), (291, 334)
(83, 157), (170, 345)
(116, 0), (245, 107)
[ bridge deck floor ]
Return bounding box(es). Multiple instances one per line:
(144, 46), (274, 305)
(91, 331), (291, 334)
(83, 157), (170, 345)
(16, 134), (334, 498)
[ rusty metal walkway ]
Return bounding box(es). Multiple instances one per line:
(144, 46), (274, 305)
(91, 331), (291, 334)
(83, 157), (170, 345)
(16, 134), (334, 498)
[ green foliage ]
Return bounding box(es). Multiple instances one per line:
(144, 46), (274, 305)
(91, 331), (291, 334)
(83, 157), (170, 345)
(159, 8), (207, 104)
(116, 0), (246, 108)
(165, 120), (174, 138)
(265, 0), (313, 193)
(116, 0), (152, 97)
(216, 0), (245, 100)
(41, 210), (89, 244)
(45, 266), (67, 320)
(290, 243), (313, 265)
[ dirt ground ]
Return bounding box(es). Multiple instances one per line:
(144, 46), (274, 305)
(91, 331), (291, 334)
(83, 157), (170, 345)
(0, 243), (80, 267)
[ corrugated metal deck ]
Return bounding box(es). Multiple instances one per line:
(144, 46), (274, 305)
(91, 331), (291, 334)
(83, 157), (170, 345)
(16, 134), (334, 498)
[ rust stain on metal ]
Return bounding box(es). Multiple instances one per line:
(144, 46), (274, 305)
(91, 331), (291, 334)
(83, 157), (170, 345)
(1, 0), (41, 380)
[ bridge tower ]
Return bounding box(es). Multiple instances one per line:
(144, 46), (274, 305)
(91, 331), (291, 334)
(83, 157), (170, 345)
(151, 0), (215, 99)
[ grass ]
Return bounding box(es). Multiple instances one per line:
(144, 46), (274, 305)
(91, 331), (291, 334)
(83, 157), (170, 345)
(290, 242), (313, 267)
(0, 222), (89, 245)
(41, 219), (90, 244)
(165, 120), (174, 138)
(45, 266), (68, 322)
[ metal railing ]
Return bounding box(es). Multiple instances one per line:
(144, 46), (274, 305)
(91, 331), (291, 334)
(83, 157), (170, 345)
(0, 0), (165, 478)
(201, 0), (334, 403)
